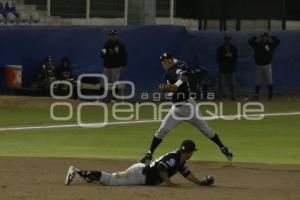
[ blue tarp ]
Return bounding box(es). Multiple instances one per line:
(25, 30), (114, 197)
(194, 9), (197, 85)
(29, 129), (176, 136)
(0, 26), (299, 95)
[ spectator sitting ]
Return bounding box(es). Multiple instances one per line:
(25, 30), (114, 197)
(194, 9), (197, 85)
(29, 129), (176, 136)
(36, 56), (56, 94)
(5, 0), (19, 23)
(56, 57), (74, 81)
(55, 57), (77, 98)
(0, 0), (6, 19)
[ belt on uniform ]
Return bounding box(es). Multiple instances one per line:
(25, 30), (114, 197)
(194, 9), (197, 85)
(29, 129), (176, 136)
(174, 99), (190, 107)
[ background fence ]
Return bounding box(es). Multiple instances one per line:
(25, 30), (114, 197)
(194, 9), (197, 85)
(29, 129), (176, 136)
(21, 0), (300, 30)
(1, 26), (300, 95)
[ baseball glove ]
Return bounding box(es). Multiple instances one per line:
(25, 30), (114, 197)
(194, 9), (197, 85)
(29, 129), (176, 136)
(200, 175), (214, 186)
(159, 84), (177, 92)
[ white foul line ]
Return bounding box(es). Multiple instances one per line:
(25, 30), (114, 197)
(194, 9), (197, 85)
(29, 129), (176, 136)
(0, 111), (300, 132)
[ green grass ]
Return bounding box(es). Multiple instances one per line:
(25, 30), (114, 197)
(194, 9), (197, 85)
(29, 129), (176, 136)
(0, 113), (299, 164)
(1, 99), (300, 126)
(0, 97), (299, 164)
(0, 103), (165, 126)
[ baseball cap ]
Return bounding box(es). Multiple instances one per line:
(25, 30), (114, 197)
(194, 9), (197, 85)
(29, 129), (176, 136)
(160, 52), (173, 61)
(109, 30), (118, 35)
(180, 140), (197, 152)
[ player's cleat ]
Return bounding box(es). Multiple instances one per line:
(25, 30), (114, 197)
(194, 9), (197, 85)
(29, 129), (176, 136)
(65, 166), (79, 186)
(221, 147), (233, 161)
(139, 152), (153, 163)
(200, 175), (214, 186)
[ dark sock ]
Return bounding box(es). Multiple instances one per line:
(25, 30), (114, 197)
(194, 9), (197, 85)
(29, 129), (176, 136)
(149, 136), (162, 154)
(210, 134), (224, 149)
(78, 171), (102, 182)
(268, 85), (273, 99)
(255, 85), (260, 95)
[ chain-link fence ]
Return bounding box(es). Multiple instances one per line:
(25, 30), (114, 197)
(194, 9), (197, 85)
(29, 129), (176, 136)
(91, 0), (124, 18)
(20, 0), (300, 30)
(23, 0), (175, 24)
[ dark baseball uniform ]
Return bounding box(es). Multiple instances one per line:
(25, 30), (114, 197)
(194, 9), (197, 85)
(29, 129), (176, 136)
(143, 150), (191, 185)
(101, 40), (127, 83)
(164, 61), (190, 103)
(217, 43), (238, 99)
(155, 60), (215, 139)
(248, 36), (280, 85)
(98, 149), (190, 186)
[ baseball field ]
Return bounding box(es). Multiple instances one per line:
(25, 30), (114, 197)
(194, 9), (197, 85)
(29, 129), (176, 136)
(0, 96), (299, 200)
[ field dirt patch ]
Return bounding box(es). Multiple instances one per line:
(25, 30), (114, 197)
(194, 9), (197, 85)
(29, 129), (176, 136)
(0, 157), (299, 200)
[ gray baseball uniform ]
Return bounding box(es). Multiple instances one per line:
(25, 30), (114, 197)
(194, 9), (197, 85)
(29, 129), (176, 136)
(100, 163), (146, 185)
(155, 98), (215, 139)
(249, 35), (280, 86)
(139, 54), (233, 164)
(255, 64), (273, 85)
(155, 60), (215, 140)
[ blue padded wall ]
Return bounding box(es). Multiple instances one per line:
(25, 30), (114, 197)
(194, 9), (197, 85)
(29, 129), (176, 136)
(0, 26), (299, 95)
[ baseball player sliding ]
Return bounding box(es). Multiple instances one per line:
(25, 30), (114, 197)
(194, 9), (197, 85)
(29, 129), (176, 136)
(139, 53), (233, 163)
(65, 140), (214, 187)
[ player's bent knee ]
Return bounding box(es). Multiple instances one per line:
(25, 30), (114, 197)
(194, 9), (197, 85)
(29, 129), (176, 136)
(202, 128), (215, 139)
(155, 128), (170, 139)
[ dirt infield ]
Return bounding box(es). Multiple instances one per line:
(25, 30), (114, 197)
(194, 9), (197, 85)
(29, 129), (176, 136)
(0, 158), (299, 200)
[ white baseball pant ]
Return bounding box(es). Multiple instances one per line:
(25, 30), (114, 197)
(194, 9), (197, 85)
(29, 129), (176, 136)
(155, 98), (216, 139)
(100, 163), (146, 186)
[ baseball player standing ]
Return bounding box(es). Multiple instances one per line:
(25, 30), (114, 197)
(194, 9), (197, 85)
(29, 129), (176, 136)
(139, 53), (233, 163)
(65, 140), (214, 187)
(101, 30), (127, 102)
(217, 35), (238, 100)
(248, 32), (280, 100)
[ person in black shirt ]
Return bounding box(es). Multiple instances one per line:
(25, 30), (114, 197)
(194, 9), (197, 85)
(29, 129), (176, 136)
(65, 140), (214, 187)
(55, 57), (76, 98)
(35, 56), (56, 94)
(217, 35), (238, 100)
(101, 30), (127, 102)
(139, 53), (233, 164)
(248, 32), (280, 100)
(56, 57), (73, 81)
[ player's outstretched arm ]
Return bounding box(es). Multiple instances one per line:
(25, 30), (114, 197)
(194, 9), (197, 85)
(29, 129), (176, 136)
(185, 172), (214, 186)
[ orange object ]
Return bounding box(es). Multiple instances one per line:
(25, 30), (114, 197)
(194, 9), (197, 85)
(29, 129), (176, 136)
(4, 65), (22, 88)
